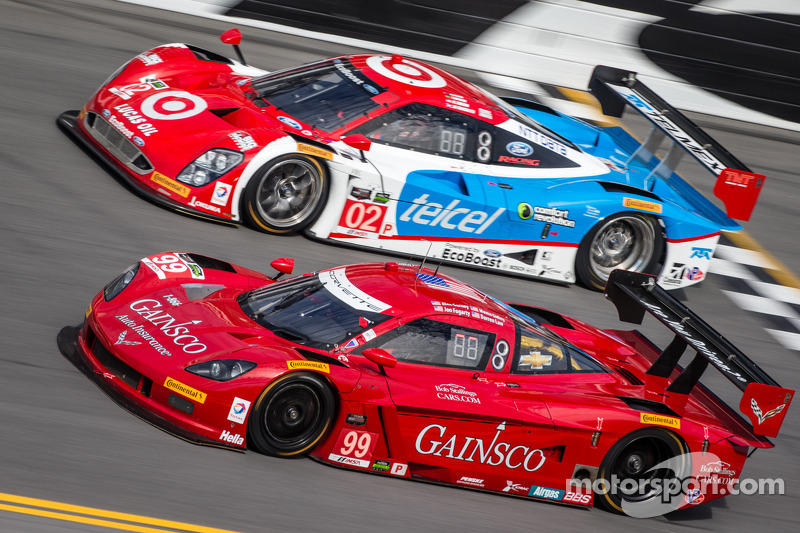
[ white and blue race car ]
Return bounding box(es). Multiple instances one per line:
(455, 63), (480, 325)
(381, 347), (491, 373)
(59, 31), (764, 290)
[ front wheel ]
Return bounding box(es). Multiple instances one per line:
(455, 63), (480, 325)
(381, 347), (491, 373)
(243, 154), (328, 234)
(247, 372), (336, 457)
(595, 428), (689, 516)
(575, 212), (663, 291)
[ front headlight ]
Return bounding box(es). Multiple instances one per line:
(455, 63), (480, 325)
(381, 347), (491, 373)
(176, 148), (243, 187)
(103, 263), (140, 301)
(185, 359), (256, 381)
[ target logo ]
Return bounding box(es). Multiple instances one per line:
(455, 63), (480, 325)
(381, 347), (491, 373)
(365, 56), (446, 88)
(140, 90), (207, 121)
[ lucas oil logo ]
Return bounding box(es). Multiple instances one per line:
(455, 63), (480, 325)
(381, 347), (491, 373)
(398, 194), (504, 235)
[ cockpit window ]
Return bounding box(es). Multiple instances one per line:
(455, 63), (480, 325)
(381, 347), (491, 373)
(239, 275), (390, 349)
(251, 59), (383, 132)
(356, 317), (495, 369)
(353, 103), (475, 160)
(513, 324), (605, 374)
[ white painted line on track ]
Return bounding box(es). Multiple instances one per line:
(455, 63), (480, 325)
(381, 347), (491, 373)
(709, 258), (758, 280)
(714, 244), (779, 269)
(721, 291), (800, 319)
(765, 329), (800, 352)
(745, 280), (800, 305)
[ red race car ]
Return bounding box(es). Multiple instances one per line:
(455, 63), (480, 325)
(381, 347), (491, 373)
(57, 29), (765, 291)
(58, 254), (792, 516)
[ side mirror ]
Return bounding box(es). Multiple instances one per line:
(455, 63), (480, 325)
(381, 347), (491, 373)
(342, 134), (371, 162)
(342, 134), (372, 152)
(362, 348), (397, 374)
(270, 257), (294, 280)
(220, 28), (247, 65)
(220, 28), (242, 45)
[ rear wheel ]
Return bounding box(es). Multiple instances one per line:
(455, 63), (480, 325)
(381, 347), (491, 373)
(243, 154), (328, 234)
(575, 212), (663, 291)
(596, 428), (689, 515)
(247, 372), (336, 457)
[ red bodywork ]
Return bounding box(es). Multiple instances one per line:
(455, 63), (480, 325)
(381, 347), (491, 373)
(57, 42), (507, 223)
(58, 253), (791, 513)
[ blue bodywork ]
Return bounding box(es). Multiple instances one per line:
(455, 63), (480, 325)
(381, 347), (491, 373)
(394, 102), (738, 247)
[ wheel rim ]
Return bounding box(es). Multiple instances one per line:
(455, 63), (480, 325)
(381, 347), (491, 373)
(608, 437), (678, 504)
(262, 382), (324, 451)
(255, 159), (322, 228)
(589, 215), (655, 281)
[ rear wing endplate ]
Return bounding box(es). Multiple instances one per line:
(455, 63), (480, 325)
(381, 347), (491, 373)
(605, 269), (793, 437)
(589, 66), (765, 221)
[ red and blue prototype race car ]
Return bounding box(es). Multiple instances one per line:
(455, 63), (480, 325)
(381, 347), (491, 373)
(58, 30), (765, 291)
(58, 252), (792, 515)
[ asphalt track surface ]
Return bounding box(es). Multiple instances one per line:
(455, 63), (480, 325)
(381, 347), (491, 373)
(1, 0), (799, 531)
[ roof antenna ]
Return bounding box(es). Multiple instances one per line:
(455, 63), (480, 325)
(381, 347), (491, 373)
(417, 240), (433, 273)
(433, 259), (443, 276)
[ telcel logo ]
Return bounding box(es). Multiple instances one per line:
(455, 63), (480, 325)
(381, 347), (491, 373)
(399, 194), (504, 234)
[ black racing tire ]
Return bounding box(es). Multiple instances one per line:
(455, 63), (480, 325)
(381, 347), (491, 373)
(575, 212), (664, 291)
(243, 154), (328, 234)
(247, 372), (336, 457)
(595, 428), (689, 515)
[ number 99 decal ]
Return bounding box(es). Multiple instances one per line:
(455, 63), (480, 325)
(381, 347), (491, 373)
(328, 429), (379, 468)
(491, 340), (509, 371)
(141, 253), (204, 280)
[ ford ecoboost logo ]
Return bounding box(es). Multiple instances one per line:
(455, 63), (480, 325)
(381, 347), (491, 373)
(483, 250), (502, 258)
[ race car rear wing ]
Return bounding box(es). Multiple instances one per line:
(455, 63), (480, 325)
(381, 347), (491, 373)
(605, 269), (793, 438)
(589, 66), (765, 221)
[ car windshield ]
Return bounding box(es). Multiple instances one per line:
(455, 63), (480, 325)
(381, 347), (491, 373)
(239, 274), (391, 349)
(251, 59), (383, 132)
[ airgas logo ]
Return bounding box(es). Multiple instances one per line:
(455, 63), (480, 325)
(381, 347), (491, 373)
(528, 485), (565, 501)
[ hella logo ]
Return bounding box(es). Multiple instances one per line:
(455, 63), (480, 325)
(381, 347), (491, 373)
(220, 430), (244, 445)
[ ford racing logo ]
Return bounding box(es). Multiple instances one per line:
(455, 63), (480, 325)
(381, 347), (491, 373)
(483, 250), (502, 258)
(133, 136), (145, 147)
(506, 142), (533, 157)
(363, 84), (379, 95)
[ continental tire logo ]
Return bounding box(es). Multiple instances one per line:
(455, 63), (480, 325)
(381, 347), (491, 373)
(640, 412), (680, 429)
(164, 377), (207, 404)
(623, 197), (662, 214)
(151, 171), (190, 198)
(297, 144), (333, 160)
(287, 360), (330, 373)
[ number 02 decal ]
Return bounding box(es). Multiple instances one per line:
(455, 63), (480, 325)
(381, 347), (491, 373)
(339, 199), (387, 234)
(328, 429), (379, 468)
